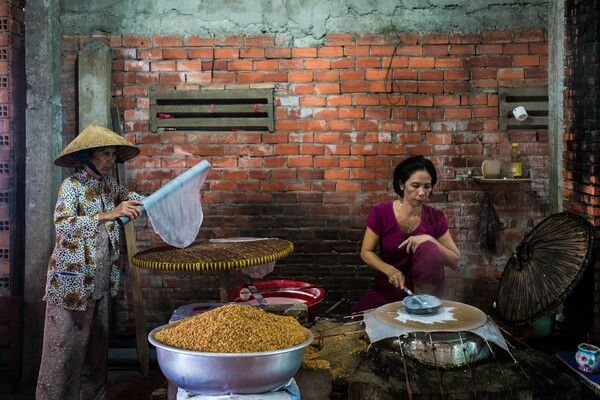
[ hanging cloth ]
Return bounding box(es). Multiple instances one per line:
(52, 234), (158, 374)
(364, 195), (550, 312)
(118, 160), (211, 248)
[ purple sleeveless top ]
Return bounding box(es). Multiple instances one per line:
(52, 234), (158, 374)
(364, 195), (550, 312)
(366, 201), (448, 276)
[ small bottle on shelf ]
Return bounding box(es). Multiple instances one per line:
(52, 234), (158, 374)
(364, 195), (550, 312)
(510, 143), (522, 179)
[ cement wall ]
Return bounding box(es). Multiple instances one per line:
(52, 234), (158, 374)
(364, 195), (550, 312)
(60, 0), (549, 45)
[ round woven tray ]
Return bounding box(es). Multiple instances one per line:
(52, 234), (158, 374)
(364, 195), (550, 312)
(132, 238), (294, 272)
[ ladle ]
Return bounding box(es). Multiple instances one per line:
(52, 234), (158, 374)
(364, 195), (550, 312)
(402, 287), (442, 315)
(403, 287), (426, 306)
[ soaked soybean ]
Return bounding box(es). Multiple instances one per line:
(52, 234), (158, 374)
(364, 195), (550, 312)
(153, 304), (309, 353)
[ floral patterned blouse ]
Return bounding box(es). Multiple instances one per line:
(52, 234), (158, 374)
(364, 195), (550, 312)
(43, 170), (143, 311)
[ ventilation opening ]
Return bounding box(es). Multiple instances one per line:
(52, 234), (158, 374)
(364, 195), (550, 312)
(150, 89), (274, 132)
(499, 87), (548, 130)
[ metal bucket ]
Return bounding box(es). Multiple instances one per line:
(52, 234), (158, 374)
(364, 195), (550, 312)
(388, 331), (491, 369)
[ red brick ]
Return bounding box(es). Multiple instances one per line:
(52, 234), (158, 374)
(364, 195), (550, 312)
(328, 120), (352, 131)
(330, 57), (353, 68)
(265, 47), (291, 59)
(325, 33), (356, 46)
(370, 45), (397, 56)
(188, 48), (214, 59)
(186, 72), (212, 83)
(423, 45), (449, 56)
(240, 46), (266, 59)
(498, 68), (525, 79)
(449, 45), (476, 55)
(314, 83), (340, 94)
(184, 36), (214, 46)
(445, 109), (472, 119)
(223, 36), (244, 46)
(477, 44), (503, 55)
(408, 57), (435, 68)
(262, 72), (288, 82)
(237, 72), (264, 83)
(354, 95), (380, 106)
(245, 35), (275, 47)
(327, 95), (352, 106)
(318, 47), (343, 58)
(514, 55), (540, 67)
(228, 60), (253, 71)
(289, 72), (313, 82)
(482, 31), (512, 44)
(153, 35), (182, 47)
(357, 58), (382, 68)
(214, 48), (239, 59)
(292, 48), (317, 58)
(435, 58), (461, 68)
(514, 29), (545, 43)
(305, 59), (331, 70)
(279, 59), (305, 70)
(254, 60), (278, 70)
(162, 48), (187, 59)
(341, 82), (367, 93)
(123, 35), (152, 48)
(175, 60), (201, 71)
(418, 81), (444, 94)
(315, 71), (339, 81)
(135, 72), (160, 84)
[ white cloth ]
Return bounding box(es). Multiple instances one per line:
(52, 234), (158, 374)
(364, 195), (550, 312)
(177, 379), (301, 400)
(362, 306), (509, 351)
(145, 161), (210, 248)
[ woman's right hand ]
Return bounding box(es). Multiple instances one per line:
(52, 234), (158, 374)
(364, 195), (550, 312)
(100, 200), (144, 223)
(387, 269), (405, 289)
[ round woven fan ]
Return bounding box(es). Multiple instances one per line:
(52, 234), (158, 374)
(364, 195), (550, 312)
(496, 212), (594, 325)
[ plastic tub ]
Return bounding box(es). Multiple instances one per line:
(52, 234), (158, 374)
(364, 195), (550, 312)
(230, 280), (325, 321)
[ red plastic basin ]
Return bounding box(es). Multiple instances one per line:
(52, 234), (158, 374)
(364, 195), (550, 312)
(230, 280), (325, 321)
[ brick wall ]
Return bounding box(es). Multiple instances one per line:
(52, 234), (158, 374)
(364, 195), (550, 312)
(0, 0), (24, 297)
(564, 0), (600, 340)
(60, 29), (549, 338)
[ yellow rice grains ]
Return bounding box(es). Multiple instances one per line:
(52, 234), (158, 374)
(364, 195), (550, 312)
(153, 304), (309, 353)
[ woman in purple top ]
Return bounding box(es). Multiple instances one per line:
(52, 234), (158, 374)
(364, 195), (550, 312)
(350, 156), (460, 314)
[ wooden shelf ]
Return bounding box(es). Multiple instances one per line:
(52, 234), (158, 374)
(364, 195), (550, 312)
(471, 176), (531, 183)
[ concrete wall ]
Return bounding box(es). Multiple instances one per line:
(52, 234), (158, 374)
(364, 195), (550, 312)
(60, 0), (549, 43)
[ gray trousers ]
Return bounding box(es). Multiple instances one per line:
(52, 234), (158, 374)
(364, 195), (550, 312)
(37, 228), (112, 400)
(36, 296), (110, 400)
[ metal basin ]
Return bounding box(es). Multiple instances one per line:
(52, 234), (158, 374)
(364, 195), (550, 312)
(388, 331), (490, 369)
(148, 325), (314, 395)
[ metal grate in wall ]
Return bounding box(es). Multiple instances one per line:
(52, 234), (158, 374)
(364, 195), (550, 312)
(499, 87), (548, 130)
(150, 89), (274, 132)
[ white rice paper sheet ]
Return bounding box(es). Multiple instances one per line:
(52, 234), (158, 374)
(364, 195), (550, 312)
(362, 306), (509, 352)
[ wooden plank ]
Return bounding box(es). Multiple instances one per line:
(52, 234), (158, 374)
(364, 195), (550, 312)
(151, 88), (273, 102)
(155, 104), (272, 113)
(112, 102), (150, 376)
(154, 117), (272, 130)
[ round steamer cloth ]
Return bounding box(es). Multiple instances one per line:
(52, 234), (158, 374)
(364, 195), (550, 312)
(375, 300), (488, 332)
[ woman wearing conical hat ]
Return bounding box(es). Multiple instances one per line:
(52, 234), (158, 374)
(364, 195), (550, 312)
(37, 124), (144, 399)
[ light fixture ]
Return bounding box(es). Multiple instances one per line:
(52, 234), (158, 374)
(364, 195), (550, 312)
(512, 106), (528, 121)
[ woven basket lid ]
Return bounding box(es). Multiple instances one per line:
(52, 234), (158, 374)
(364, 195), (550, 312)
(54, 123), (140, 168)
(132, 238), (294, 272)
(496, 212), (594, 325)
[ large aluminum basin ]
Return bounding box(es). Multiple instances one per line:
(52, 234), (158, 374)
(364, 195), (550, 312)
(148, 325), (313, 395)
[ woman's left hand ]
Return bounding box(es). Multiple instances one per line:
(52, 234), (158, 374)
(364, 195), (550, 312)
(398, 234), (432, 254)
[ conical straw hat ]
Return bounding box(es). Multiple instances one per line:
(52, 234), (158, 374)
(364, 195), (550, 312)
(54, 123), (140, 168)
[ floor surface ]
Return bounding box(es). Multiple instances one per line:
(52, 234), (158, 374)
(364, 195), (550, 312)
(0, 347), (167, 400)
